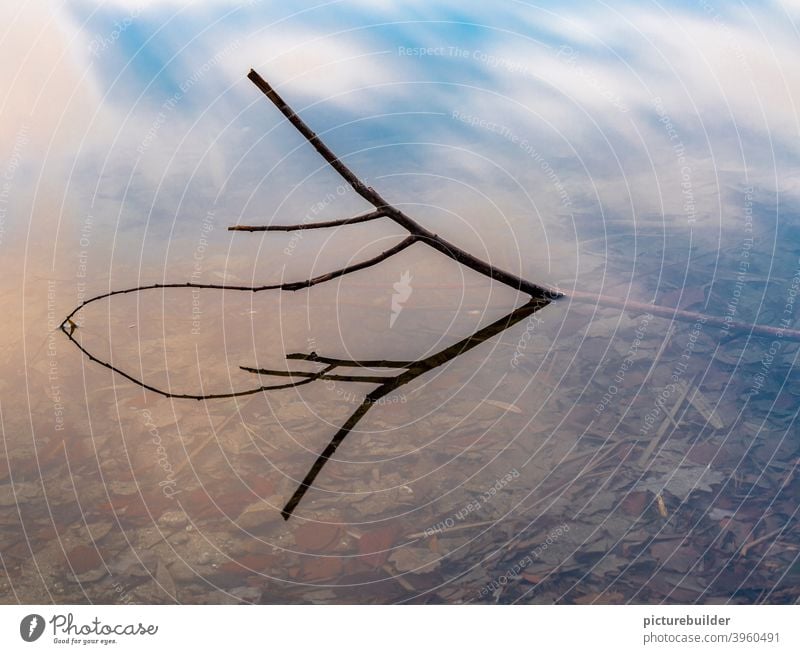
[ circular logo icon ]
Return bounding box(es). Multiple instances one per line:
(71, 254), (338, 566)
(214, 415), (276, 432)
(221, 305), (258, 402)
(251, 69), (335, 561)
(20, 614), (45, 642)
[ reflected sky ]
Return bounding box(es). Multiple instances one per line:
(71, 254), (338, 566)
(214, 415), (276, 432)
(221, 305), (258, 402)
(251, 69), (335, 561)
(2, 1), (799, 288)
(1, 1), (799, 604)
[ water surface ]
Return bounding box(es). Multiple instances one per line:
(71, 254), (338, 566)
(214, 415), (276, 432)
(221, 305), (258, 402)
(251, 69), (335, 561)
(1, 0), (798, 604)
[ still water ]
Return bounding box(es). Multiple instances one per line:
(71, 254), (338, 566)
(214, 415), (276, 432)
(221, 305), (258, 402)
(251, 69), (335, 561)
(1, 1), (798, 603)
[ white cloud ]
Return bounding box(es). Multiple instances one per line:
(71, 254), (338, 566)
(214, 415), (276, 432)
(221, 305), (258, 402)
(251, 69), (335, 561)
(0, 0), (99, 156)
(215, 28), (406, 112)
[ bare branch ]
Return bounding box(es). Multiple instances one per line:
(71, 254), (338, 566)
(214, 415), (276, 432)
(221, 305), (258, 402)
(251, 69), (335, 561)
(247, 68), (558, 301)
(228, 209), (386, 232)
(60, 235), (419, 332)
(247, 69), (379, 206)
(281, 235), (416, 291)
(245, 69), (800, 341)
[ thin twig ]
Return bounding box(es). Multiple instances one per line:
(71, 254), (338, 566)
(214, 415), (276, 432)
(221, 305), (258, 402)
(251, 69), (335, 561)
(174, 393), (260, 476)
(639, 324), (676, 390)
(407, 519), (499, 539)
(740, 526), (789, 557)
(61, 234), (416, 323)
(228, 209), (386, 231)
(637, 374), (696, 466)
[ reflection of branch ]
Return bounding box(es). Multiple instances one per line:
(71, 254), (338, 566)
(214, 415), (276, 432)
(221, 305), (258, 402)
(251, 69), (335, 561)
(280, 296), (550, 519)
(63, 294), (550, 518)
(240, 366), (397, 384)
(56, 331), (337, 400)
(285, 352), (414, 368)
